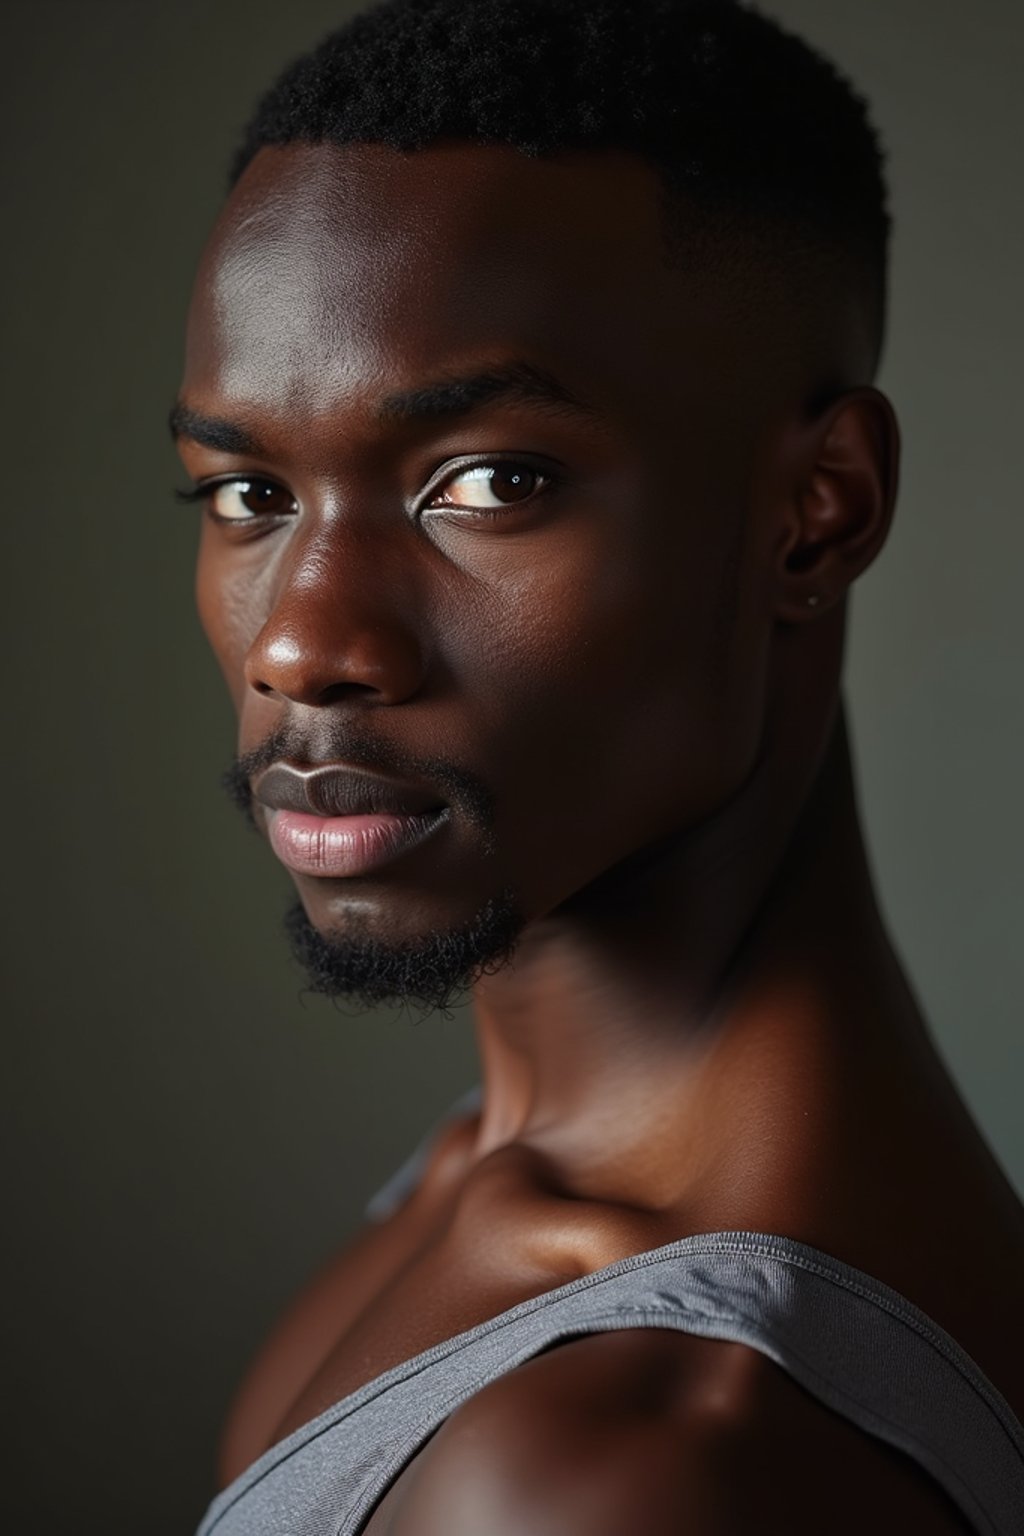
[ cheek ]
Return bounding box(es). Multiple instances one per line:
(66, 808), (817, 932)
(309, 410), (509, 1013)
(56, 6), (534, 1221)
(463, 506), (768, 890)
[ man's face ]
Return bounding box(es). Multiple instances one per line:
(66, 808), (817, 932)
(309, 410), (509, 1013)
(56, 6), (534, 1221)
(176, 142), (791, 1007)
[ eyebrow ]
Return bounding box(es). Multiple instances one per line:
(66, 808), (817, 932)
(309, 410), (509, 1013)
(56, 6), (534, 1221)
(168, 361), (602, 453)
(378, 361), (601, 426)
(167, 403), (262, 454)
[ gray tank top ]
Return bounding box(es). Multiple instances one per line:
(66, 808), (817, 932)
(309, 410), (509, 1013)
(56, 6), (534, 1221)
(194, 1088), (1024, 1536)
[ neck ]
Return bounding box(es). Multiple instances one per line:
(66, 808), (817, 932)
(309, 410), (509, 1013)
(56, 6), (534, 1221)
(468, 684), (903, 1171)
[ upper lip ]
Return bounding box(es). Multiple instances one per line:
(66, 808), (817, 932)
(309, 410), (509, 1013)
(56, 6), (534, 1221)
(252, 762), (446, 819)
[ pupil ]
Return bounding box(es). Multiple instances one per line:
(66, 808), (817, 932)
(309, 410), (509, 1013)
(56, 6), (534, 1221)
(243, 481), (281, 512)
(491, 468), (534, 503)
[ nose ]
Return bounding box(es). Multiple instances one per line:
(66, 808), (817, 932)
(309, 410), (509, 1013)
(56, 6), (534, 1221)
(244, 527), (428, 707)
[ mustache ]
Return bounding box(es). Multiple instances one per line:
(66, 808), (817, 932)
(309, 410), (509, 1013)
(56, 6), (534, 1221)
(220, 723), (497, 843)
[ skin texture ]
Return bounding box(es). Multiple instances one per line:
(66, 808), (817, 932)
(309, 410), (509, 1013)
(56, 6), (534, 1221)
(176, 142), (1024, 1533)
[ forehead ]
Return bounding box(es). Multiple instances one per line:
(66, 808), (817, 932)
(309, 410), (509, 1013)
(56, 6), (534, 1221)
(184, 141), (742, 432)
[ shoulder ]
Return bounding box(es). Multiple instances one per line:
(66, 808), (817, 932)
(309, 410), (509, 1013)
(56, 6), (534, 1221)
(383, 1328), (974, 1535)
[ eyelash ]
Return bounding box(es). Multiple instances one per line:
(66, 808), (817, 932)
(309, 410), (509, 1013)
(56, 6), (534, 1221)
(174, 458), (560, 525)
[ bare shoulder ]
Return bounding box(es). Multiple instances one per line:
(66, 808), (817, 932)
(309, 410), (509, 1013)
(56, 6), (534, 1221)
(378, 1328), (975, 1536)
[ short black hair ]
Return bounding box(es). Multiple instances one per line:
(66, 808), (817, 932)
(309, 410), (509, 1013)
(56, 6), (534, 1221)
(231, 0), (891, 375)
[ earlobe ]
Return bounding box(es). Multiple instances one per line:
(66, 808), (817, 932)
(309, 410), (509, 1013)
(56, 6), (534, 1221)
(775, 386), (900, 623)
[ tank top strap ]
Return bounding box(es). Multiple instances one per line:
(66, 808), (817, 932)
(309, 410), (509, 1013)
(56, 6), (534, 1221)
(197, 1230), (1024, 1536)
(591, 1233), (1024, 1536)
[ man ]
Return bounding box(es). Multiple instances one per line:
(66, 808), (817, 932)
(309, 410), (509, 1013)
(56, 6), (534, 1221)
(174, 0), (1024, 1531)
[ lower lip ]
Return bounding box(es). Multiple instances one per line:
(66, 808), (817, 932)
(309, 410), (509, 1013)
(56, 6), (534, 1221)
(266, 808), (448, 877)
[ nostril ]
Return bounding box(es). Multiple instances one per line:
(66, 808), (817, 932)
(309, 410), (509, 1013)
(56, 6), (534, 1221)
(245, 673), (392, 705)
(314, 679), (385, 705)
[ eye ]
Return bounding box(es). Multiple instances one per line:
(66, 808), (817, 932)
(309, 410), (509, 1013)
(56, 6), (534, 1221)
(423, 461), (552, 516)
(177, 477), (297, 522)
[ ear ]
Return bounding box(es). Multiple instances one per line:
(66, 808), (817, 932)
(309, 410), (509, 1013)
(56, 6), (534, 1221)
(774, 386), (900, 623)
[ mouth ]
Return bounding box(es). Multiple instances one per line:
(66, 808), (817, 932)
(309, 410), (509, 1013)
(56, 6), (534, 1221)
(265, 806), (449, 878)
(252, 761), (449, 879)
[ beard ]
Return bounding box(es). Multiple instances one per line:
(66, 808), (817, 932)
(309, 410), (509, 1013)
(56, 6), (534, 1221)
(281, 886), (524, 1017)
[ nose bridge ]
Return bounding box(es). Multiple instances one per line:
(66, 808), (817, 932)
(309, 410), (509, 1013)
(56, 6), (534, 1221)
(245, 516), (427, 706)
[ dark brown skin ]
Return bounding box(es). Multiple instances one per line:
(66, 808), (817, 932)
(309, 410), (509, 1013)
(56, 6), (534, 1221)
(176, 141), (1024, 1534)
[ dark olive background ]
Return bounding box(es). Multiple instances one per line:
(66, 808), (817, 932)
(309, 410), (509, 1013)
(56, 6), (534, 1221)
(3, 2), (1021, 1531)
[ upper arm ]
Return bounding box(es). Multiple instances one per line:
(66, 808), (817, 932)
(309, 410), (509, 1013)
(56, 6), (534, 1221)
(380, 1329), (701, 1536)
(379, 1329), (975, 1536)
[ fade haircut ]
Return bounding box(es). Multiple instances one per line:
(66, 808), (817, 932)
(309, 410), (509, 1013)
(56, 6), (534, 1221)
(230, 0), (892, 377)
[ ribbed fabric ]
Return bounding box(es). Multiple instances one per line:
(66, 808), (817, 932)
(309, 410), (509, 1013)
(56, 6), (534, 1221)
(195, 1095), (1024, 1536)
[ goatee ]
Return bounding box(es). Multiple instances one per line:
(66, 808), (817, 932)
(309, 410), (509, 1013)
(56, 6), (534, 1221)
(282, 888), (523, 1017)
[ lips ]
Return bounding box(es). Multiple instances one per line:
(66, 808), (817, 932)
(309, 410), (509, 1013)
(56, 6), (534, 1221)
(253, 763), (444, 819)
(252, 762), (448, 878)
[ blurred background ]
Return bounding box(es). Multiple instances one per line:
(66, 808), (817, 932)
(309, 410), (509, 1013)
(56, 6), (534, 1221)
(3, 1), (1022, 1530)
